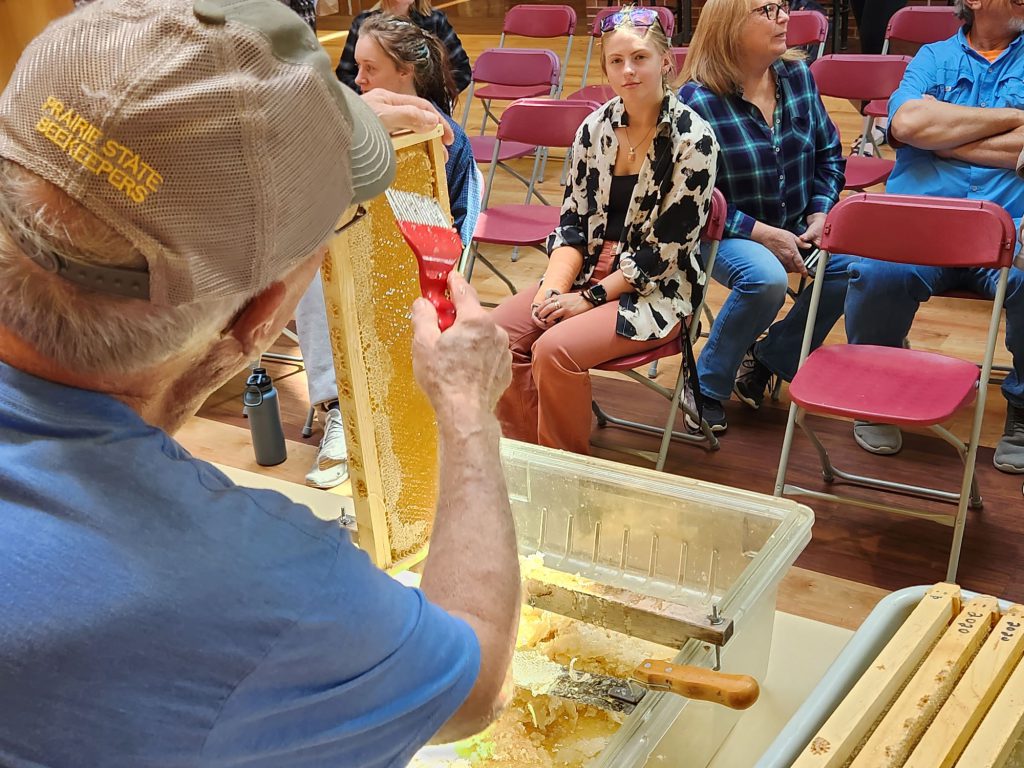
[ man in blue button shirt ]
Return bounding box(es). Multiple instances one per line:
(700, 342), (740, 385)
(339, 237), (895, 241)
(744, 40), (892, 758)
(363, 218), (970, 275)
(844, 0), (1024, 472)
(0, 1), (519, 766)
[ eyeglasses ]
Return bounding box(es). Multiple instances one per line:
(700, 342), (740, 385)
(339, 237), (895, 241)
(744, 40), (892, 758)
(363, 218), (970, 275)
(599, 7), (661, 33)
(750, 1), (789, 20)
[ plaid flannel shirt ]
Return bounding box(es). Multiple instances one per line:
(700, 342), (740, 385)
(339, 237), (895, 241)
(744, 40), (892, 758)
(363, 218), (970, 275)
(678, 59), (845, 239)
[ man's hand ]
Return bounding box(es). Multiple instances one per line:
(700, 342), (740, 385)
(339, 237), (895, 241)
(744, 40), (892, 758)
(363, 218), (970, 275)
(412, 271), (511, 421)
(753, 223), (809, 275)
(798, 212), (826, 249)
(360, 89), (455, 146)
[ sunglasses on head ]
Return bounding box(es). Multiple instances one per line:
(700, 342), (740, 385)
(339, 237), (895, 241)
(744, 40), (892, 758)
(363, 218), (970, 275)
(750, 0), (790, 20)
(600, 7), (662, 33)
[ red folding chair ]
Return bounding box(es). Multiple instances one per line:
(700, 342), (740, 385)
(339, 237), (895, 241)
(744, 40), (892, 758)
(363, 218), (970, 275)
(787, 10), (829, 60)
(460, 48), (561, 136)
(809, 54), (911, 190)
(564, 6), (676, 106)
(590, 188), (728, 468)
(774, 193), (1017, 581)
(461, 99), (601, 295)
(461, 49), (561, 197)
(489, 4), (577, 98)
(861, 8), (963, 148)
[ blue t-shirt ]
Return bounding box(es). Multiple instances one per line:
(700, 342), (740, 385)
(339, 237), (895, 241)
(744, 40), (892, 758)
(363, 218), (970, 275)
(0, 360), (479, 767)
(888, 28), (1024, 221)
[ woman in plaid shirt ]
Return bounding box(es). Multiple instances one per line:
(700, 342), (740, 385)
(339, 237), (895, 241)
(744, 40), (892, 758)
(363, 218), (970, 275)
(678, 0), (849, 433)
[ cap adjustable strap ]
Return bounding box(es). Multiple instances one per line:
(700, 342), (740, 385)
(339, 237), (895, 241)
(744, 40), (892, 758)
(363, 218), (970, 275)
(0, 196), (151, 300)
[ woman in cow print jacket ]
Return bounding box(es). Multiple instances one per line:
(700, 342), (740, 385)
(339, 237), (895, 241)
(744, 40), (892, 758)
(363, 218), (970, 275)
(491, 6), (719, 456)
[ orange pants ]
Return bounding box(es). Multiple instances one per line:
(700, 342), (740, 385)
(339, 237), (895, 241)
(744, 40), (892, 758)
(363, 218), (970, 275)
(491, 242), (681, 455)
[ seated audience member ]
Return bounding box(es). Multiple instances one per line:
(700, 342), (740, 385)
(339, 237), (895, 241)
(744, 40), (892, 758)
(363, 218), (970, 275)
(678, 0), (848, 433)
(0, 1), (519, 764)
(491, 7), (719, 455)
(336, 0), (472, 94)
(295, 15), (480, 489)
(844, 0), (1024, 471)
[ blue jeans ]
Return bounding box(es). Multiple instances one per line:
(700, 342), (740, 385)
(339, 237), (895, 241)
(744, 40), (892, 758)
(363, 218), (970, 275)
(845, 261), (1024, 408)
(696, 238), (854, 401)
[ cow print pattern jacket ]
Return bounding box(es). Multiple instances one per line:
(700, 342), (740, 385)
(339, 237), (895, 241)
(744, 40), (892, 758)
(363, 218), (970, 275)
(546, 91), (719, 341)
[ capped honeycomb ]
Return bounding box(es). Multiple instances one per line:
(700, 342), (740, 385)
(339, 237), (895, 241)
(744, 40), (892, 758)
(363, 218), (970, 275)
(321, 128), (451, 568)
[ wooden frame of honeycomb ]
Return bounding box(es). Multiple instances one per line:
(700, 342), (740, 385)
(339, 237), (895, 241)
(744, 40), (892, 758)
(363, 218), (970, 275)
(321, 126), (450, 570)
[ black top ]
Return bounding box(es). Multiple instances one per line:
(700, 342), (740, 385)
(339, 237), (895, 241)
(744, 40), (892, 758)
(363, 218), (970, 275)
(604, 174), (638, 243)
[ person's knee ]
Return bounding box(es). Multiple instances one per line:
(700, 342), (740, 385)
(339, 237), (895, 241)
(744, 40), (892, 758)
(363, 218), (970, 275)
(531, 330), (578, 374)
(739, 267), (788, 309)
(849, 260), (927, 302)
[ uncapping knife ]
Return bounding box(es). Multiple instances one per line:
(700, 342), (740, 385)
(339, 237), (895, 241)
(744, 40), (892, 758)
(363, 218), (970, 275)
(513, 651), (759, 715)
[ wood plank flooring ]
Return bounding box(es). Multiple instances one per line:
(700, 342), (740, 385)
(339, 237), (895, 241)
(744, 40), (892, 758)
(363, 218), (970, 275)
(186, 4), (1023, 627)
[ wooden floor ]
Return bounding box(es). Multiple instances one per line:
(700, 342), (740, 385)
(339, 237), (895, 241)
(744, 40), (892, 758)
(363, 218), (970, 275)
(186, 3), (1023, 628)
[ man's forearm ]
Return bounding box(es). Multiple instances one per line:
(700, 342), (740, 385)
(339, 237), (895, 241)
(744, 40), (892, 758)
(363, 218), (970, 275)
(937, 125), (1024, 170)
(891, 100), (1024, 150)
(421, 410), (520, 733)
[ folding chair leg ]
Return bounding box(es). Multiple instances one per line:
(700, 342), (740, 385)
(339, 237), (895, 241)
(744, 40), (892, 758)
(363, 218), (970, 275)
(475, 253), (519, 295)
(773, 401), (801, 497)
(795, 411), (837, 481)
(927, 424), (983, 509)
(647, 361), (659, 379)
(302, 406), (316, 438)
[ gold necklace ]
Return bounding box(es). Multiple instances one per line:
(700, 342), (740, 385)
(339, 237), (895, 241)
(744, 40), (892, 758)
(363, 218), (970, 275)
(624, 121), (656, 162)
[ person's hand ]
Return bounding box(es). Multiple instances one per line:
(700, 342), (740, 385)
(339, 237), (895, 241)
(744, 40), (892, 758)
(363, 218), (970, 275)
(755, 224), (808, 275)
(798, 213), (826, 249)
(412, 271), (511, 420)
(532, 291), (593, 328)
(360, 89), (455, 146)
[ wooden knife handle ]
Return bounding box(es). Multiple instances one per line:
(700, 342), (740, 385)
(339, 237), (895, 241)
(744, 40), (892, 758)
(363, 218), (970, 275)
(632, 659), (760, 710)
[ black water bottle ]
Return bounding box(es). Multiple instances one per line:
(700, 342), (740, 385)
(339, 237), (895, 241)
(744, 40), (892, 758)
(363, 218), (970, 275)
(243, 368), (287, 466)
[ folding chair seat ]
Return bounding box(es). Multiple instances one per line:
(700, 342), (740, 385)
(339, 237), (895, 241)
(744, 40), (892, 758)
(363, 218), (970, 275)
(862, 8), (962, 138)
(787, 10), (829, 60)
(564, 6), (675, 105)
(589, 188), (728, 469)
(774, 193), (1017, 581)
(809, 55), (911, 190)
(462, 99), (601, 295)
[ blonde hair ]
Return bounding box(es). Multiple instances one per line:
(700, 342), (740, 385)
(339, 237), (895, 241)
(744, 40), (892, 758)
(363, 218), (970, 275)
(0, 159), (246, 376)
(681, 0), (804, 96)
(373, 0), (432, 16)
(599, 9), (676, 89)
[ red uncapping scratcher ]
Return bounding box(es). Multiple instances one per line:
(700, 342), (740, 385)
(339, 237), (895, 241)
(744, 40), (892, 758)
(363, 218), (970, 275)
(384, 188), (461, 331)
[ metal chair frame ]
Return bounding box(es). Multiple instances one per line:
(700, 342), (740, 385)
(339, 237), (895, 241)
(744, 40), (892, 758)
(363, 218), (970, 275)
(590, 189), (729, 468)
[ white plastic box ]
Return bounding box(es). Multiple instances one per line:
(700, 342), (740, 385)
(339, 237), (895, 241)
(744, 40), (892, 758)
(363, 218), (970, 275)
(502, 440), (814, 768)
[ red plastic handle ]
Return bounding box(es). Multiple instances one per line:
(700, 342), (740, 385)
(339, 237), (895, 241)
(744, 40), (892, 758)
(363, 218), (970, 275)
(425, 284), (457, 331)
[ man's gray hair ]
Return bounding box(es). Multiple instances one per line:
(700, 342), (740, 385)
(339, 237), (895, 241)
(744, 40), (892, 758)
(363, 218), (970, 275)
(953, 0), (974, 27)
(0, 159), (246, 377)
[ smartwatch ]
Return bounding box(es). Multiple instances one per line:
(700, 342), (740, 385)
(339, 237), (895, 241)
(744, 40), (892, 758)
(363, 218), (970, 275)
(582, 284), (609, 306)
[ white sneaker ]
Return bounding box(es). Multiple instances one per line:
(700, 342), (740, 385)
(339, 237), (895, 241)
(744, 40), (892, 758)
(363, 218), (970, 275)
(305, 408), (349, 489)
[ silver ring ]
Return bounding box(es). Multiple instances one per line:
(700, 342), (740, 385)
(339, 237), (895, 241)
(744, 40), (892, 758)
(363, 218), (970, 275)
(555, 300), (561, 309)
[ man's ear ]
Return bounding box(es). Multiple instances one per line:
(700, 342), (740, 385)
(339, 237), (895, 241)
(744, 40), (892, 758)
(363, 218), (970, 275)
(225, 280), (289, 358)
